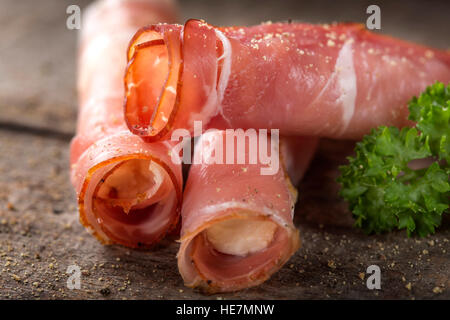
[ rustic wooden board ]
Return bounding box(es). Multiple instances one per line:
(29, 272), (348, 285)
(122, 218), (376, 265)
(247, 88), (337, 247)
(0, 0), (448, 299)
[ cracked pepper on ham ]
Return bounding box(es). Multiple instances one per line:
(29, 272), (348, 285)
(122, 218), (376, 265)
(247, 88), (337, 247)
(178, 131), (318, 293)
(124, 19), (450, 141)
(70, 0), (183, 248)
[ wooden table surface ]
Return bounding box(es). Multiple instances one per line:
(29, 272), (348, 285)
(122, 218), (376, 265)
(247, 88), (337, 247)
(0, 0), (448, 299)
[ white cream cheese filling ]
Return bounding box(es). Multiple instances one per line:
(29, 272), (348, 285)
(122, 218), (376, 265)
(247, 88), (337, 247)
(206, 218), (277, 256)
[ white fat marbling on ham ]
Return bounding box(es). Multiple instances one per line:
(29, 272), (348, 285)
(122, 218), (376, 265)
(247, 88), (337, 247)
(334, 40), (357, 133)
(215, 29), (232, 104)
(213, 29), (233, 126)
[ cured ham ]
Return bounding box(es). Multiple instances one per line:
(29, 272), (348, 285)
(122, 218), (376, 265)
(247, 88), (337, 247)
(70, 0), (182, 248)
(177, 131), (318, 292)
(124, 20), (450, 141)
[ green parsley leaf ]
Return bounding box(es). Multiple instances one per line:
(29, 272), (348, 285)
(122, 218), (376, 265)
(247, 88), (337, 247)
(409, 81), (450, 162)
(338, 82), (450, 237)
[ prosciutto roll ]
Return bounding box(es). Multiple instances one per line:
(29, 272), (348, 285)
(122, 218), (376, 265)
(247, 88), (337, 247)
(124, 20), (450, 141)
(177, 131), (318, 292)
(70, 0), (182, 248)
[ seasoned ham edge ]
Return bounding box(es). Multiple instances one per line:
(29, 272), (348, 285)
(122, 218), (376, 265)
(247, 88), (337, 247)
(70, 0), (182, 247)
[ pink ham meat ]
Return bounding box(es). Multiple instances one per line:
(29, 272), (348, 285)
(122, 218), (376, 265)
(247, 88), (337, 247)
(70, 0), (182, 248)
(124, 20), (450, 141)
(178, 131), (318, 293)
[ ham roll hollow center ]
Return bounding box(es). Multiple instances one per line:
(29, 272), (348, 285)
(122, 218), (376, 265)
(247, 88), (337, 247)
(205, 218), (278, 256)
(127, 38), (172, 135)
(96, 159), (171, 214)
(125, 22), (233, 139)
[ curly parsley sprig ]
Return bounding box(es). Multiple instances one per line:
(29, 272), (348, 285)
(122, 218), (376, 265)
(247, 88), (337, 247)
(338, 82), (450, 237)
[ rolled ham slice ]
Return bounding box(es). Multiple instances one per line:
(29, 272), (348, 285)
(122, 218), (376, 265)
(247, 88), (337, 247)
(70, 0), (182, 248)
(177, 131), (318, 293)
(124, 20), (450, 141)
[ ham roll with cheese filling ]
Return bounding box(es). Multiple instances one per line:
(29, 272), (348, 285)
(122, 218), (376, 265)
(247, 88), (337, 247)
(70, 0), (182, 248)
(177, 131), (318, 292)
(124, 19), (450, 141)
